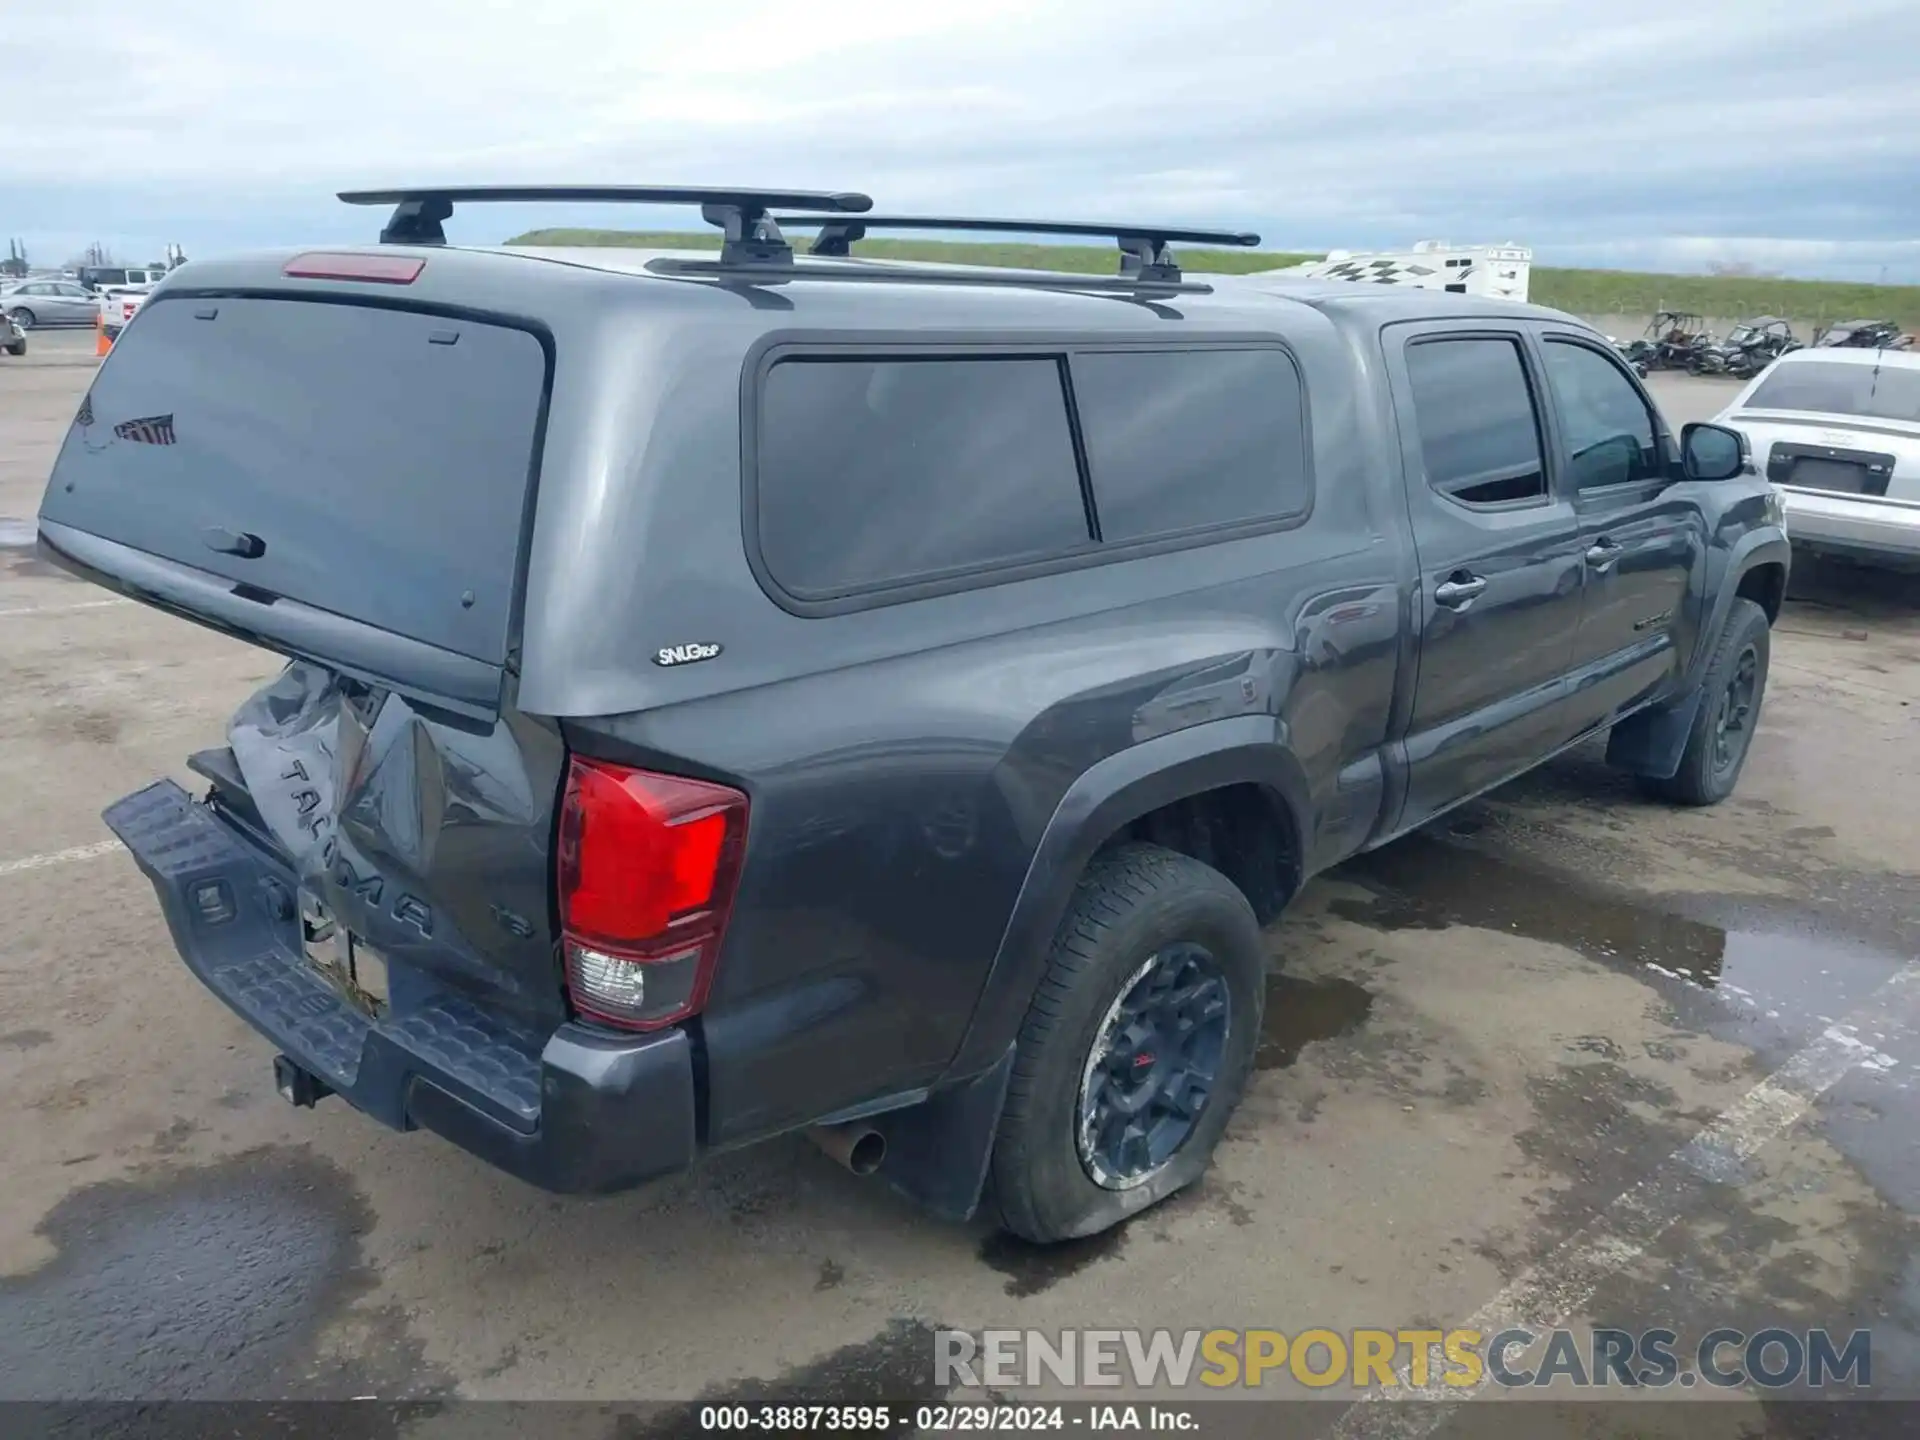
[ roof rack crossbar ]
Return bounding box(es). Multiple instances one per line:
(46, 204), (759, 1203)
(338, 186), (873, 263)
(771, 214), (1260, 281)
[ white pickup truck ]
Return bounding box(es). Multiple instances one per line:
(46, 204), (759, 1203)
(99, 286), (152, 342)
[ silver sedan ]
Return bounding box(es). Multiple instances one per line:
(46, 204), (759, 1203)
(2, 279), (99, 329)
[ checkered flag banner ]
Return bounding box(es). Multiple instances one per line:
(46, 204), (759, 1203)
(1317, 258), (1452, 285)
(113, 413), (176, 445)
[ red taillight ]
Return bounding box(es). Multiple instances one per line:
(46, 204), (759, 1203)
(282, 252), (426, 284)
(557, 757), (748, 1031)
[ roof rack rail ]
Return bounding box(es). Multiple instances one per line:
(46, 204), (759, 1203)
(337, 186), (873, 265)
(770, 214), (1260, 281)
(643, 255), (1214, 295)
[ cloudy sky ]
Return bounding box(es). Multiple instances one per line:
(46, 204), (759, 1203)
(8, 0), (1918, 280)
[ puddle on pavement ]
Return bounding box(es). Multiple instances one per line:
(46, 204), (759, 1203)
(978, 1225), (1126, 1298)
(0, 1147), (437, 1407)
(1257, 974), (1374, 1070)
(1331, 832), (1907, 1029)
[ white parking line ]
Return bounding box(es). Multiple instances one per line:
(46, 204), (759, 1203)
(0, 599), (131, 618)
(1330, 963), (1917, 1437)
(0, 839), (123, 877)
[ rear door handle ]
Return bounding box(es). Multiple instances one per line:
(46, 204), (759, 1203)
(1585, 539), (1624, 571)
(201, 526), (266, 559)
(1433, 574), (1488, 609)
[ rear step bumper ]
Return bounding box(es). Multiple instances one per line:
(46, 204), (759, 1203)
(103, 779), (697, 1195)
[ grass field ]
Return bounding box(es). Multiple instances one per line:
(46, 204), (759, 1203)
(508, 228), (1920, 330)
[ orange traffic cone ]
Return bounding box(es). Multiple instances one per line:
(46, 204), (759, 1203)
(94, 310), (111, 357)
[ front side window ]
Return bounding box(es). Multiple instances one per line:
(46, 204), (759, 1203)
(1542, 340), (1661, 490)
(1403, 337), (1548, 505)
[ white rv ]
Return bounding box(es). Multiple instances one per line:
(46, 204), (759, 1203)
(1279, 240), (1532, 301)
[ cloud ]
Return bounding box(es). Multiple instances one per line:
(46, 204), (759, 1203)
(5, 0), (1918, 279)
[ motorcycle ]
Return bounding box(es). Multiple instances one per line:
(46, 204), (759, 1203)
(2, 311), (24, 357)
(1608, 336), (1650, 378)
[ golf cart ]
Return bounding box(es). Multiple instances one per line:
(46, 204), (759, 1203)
(1692, 316), (1800, 378)
(1626, 310), (1715, 372)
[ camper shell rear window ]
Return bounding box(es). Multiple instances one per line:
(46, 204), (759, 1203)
(40, 294), (551, 665)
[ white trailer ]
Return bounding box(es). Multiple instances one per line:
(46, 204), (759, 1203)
(1279, 240), (1532, 301)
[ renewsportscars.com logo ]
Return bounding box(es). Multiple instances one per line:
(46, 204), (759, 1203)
(935, 1327), (1873, 1391)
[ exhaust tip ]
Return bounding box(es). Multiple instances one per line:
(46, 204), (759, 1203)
(807, 1121), (887, 1176)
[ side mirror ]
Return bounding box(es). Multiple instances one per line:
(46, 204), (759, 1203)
(1680, 422), (1747, 481)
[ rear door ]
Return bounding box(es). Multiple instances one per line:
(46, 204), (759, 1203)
(1385, 324), (1590, 831)
(1535, 330), (1701, 729)
(51, 282), (96, 323)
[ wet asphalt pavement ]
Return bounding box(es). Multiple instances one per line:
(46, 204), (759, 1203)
(2, 331), (1917, 1436)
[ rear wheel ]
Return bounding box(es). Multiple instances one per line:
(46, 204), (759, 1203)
(991, 843), (1265, 1244)
(1645, 598), (1771, 807)
(6, 307), (33, 332)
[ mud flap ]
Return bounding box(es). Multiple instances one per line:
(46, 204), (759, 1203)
(869, 1045), (1017, 1223)
(1605, 687), (1704, 780)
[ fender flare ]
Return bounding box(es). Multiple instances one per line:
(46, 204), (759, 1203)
(944, 714), (1312, 1080)
(1607, 527), (1789, 779)
(1696, 528), (1790, 685)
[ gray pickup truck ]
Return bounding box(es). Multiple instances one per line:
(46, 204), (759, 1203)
(36, 186), (1789, 1244)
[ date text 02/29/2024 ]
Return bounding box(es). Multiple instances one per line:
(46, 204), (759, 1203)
(696, 1404), (1196, 1431)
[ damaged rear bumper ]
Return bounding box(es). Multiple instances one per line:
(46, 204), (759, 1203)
(103, 778), (697, 1194)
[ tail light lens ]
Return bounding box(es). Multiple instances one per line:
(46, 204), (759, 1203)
(282, 252), (426, 284)
(557, 757), (748, 1031)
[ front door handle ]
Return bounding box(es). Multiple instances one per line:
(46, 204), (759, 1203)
(1433, 574), (1488, 609)
(1586, 539), (1624, 571)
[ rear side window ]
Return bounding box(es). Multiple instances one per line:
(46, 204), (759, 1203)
(1404, 337), (1548, 505)
(755, 357), (1090, 597)
(1071, 349), (1310, 541)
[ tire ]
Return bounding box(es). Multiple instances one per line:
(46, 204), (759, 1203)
(990, 843), (1266, 1244)
(6, 307), (33, 332)
(1644, 597), (1771, 807)
(3, 339), (22, 357)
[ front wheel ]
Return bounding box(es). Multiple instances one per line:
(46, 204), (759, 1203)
(1644, 598), (1771, 807)
(990, 843), (1266, 1244)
